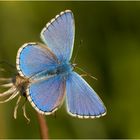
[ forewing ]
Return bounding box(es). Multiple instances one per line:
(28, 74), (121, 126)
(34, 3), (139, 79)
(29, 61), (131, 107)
(41, 10), (75, 62)
(27, 75), (66, 114)
(66, 72), (106, 118)
(16, 43), (58, 78)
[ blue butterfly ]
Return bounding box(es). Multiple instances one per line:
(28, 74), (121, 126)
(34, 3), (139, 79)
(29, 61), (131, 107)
(16, 10), (106, 118)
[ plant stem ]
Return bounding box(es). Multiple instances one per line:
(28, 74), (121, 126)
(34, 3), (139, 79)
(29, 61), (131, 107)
(37, 113), (49, 139)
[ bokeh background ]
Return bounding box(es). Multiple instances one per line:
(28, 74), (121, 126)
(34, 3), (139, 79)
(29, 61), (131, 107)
(0, 1), (140, 139)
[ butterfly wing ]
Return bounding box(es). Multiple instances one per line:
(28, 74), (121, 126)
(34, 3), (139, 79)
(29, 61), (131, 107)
(66, 72), (106, 118)
(41, 10), (75, 62)
(16, 43), (58, 78)
(27, 75), (66, 114)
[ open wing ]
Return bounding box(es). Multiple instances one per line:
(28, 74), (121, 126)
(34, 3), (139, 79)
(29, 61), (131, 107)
(41, 10), (75, 62)
(16, 43), (58, 78)
(66, 72), (106, 118)
(27, 75), (66, 114)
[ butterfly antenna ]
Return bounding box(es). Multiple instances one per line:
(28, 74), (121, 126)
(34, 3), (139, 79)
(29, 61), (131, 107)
(73, 40), (83, 64)
(75, 66), (97, 80)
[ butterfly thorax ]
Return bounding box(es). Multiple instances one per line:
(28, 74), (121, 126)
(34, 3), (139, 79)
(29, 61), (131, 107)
(55, 62), (73, 75)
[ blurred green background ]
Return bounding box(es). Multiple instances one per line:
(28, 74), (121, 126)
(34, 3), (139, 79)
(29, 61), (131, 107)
(0, 1), (140, 139)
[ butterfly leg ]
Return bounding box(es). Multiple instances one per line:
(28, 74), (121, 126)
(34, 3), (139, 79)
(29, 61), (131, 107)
(14, 95), (21, 119)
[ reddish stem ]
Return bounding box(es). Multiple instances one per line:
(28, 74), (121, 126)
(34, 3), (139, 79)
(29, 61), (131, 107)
(37, 113), (49, 139)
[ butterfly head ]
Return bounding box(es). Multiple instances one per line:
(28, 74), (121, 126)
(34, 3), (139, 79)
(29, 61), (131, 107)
(71, 63), (77, 69)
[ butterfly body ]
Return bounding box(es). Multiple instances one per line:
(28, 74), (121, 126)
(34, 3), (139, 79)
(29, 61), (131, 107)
(55, 62), (73, 76)
(30, 62), (73, 82)
(16, 10), (106, 118)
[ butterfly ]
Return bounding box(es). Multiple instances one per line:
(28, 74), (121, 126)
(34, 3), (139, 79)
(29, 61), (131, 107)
(16, 10), (106, 119)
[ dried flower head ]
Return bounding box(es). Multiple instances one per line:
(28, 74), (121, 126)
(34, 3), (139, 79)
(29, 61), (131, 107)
(0, 66), (30, 122)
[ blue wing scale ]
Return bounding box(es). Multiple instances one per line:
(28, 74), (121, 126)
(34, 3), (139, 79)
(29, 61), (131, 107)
(66, 72), (106, 118)
(16, 43), (58, 78)
(27, 75), (66, 114)
(41, 10), (75, 62)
